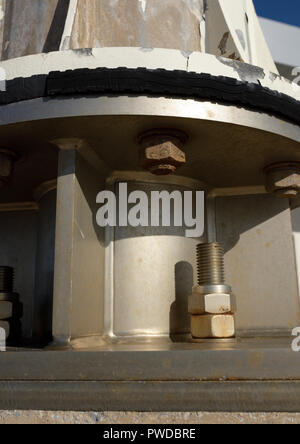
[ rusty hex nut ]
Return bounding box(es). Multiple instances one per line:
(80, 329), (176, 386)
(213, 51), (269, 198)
(138, 129), (188, 175)
(189, 289), (236, 315)
(264, 162), (300, 199)
(191, 314), (235, 339)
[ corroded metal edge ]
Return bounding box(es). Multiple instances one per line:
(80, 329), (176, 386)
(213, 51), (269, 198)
(1, 341), (300, 382)
(1, 381), (300, 412)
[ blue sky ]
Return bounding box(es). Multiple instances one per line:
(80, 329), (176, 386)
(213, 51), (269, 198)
(253, 0), (300, 27)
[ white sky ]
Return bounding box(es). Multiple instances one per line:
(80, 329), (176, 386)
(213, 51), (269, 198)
(259, 17), (300, 67)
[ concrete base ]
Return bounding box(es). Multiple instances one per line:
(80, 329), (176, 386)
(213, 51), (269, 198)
(1, 411), (300, 424)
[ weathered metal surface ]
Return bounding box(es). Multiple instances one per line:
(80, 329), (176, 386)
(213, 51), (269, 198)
(112, 180), (200, 340)
(0, 0), (297, 420)
(0, 339), (300, 381)
(2, 380), (300, 412)
(51, 143), (106, 346)
(0, 98), (299, 186)
(0, 87), (298, 343)
(0, 97), (299, 341)
(216, 194), (300, 336)
(32, 185), (57, 346)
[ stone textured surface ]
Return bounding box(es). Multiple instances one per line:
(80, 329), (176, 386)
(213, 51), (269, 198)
(0, 0), (278, 72)
(0, 0), (203, 61)
(0, 0), (62, 60)
(0, 411), (300, 424)
(70, 0), (202, 52)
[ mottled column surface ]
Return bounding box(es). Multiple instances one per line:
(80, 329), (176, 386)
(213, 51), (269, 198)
(0, 0), (62, 59)
(69, 0), (202, 52)
(0, 0), (203, 60)
(0, 0), (277, 71)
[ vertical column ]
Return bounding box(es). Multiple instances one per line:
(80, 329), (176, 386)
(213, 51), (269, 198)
(52, 145), (76, 347)
(50, 139), (108, 348)
(32, 180), (57, 346)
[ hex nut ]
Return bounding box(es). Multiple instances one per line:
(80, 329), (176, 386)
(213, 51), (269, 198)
(191, 314), (235, 339)
(189, 291), (236, 315)
(264, 162), (300, 199)
(139, 129), (187, 175)
(0, 301), (13, 320)
(0, 292), (19, 303)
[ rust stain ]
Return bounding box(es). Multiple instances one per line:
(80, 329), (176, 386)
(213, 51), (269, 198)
(218, 32), (229, 56)
(228, 52), (243, 62)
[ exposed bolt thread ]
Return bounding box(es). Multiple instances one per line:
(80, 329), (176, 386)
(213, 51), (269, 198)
(0, 266), (14, 292)
(197, 243), (225, 285)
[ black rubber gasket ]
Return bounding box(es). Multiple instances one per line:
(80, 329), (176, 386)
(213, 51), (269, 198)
(0, 68), (299, 126)
(0, 74), (47, 105)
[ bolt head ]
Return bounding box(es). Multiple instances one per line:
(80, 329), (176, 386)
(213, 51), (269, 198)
(264, 162), (300, 199)
(138, 129), (187, 175)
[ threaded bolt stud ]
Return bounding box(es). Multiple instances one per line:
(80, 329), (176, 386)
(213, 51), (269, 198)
(196, 243), (225, 286)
